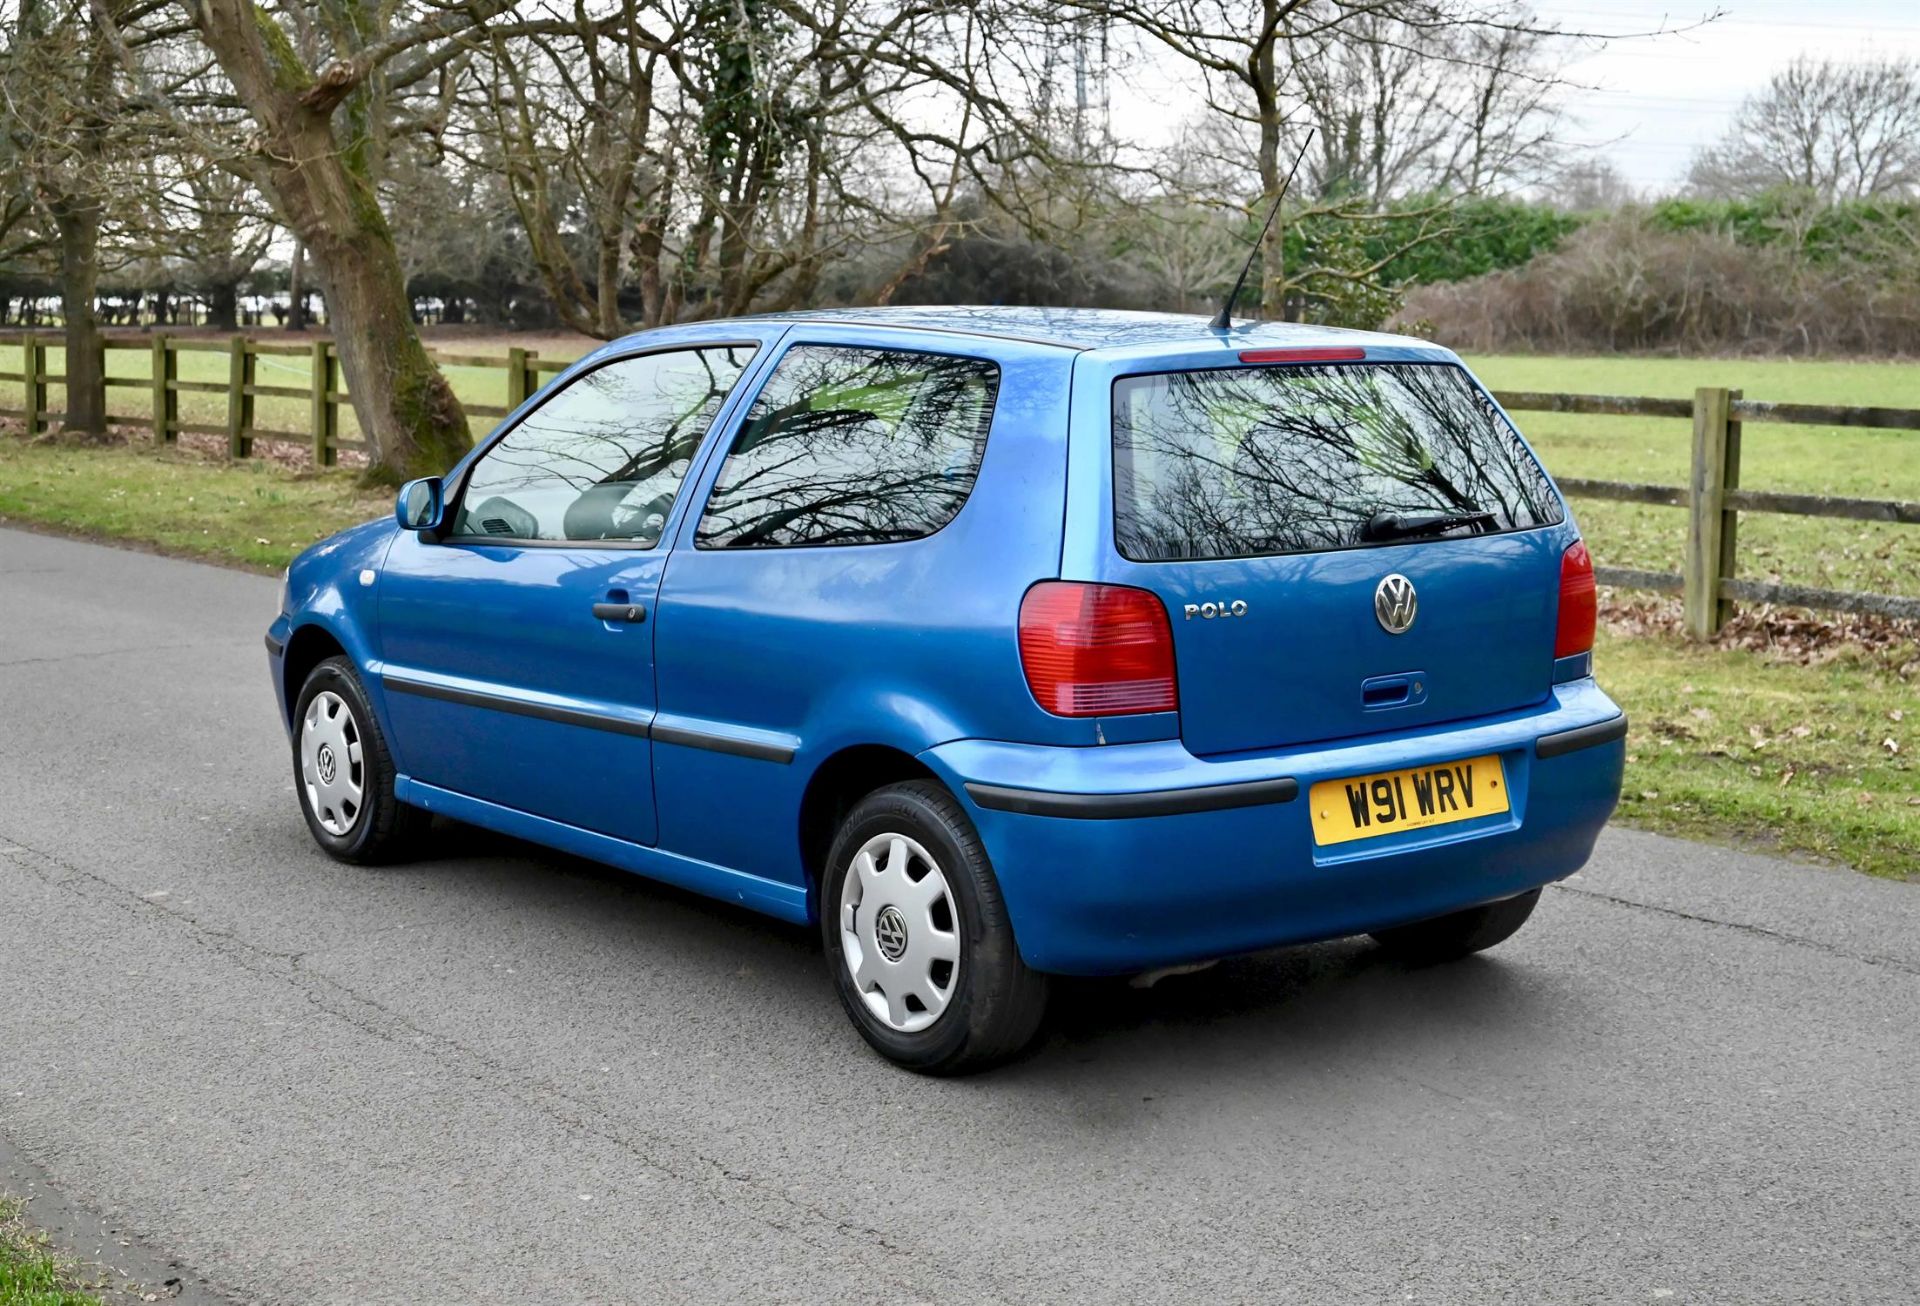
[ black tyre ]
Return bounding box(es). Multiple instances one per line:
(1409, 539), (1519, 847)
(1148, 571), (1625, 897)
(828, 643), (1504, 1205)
(821, 780), (1049, 1074)
(291, 655), (427, 864)
(1369, 888), (1542, 964)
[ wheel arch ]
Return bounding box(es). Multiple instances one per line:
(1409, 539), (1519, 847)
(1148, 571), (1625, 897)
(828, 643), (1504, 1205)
(797, 744), (947, 912)
(280, 623), (350, 727)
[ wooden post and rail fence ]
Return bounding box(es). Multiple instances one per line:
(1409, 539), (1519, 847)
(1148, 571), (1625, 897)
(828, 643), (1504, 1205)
(2, 333), (1916, 637)
(1498, 386), (1920, 633)
(0, 332), (567, 469)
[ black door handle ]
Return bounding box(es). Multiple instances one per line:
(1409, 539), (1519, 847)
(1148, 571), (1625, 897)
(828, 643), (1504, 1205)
(592, 602), (647, 624)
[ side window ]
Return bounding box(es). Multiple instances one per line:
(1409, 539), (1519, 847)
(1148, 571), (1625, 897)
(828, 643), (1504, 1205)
(694, 345), (999, 549)
(453, 345), (756, 545)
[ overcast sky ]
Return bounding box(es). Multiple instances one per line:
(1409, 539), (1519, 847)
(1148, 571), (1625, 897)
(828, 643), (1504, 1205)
(1540, 0), (1920, 191)
(1104, 0), (1920, 197)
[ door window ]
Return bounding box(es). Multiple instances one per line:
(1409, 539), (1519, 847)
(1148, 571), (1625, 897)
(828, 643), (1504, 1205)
(694, 345), (999, 549)
(453, 345), (757, 546)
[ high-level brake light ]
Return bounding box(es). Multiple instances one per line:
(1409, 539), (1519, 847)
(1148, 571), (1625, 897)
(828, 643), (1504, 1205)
(1238, 347), (1367, 364)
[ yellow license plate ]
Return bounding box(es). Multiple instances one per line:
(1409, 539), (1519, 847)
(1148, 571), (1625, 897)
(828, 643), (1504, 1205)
(1309, 754), (1509, 846)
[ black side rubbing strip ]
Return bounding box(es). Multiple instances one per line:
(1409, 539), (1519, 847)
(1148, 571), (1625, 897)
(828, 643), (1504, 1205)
(965, 777), (1298, 820)
(264, 633), (285, 657)
(1536, 714), (1629, 760)
(382, 676), (651, 739)
(650, 723), (796, 765)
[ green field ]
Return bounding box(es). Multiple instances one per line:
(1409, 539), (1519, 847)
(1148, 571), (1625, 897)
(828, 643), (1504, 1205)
(1, 343), (1915, 878)
(1467, 355), (1920, 600)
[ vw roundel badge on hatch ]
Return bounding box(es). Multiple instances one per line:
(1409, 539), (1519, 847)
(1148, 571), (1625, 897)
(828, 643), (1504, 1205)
(1374, 574), (1417, 634)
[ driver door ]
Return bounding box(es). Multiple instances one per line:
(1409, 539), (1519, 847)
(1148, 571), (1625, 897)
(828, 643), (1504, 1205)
(377, 338), (768, 845)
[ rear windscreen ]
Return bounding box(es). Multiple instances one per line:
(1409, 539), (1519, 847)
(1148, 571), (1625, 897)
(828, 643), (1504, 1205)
(1112, 363), (1563, 561)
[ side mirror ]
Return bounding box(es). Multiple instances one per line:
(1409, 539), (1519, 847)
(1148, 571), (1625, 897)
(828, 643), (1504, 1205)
(396, 477), (444, 532)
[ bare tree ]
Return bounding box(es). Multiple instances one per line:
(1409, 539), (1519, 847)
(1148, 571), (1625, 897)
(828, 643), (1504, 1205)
(468, 0), (1052, 338)
(3, 0), (141, 432)
(1285, 10), (1564, 201)
(1049, 0), (1680, 320)
(1548, 157), (1635, 213)
(160, 159), (274, 329)
(1689, 57), (1920, 202)
(89, 0), (569, 476)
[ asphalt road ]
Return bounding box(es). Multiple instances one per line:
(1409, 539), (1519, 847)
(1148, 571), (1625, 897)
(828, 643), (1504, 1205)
(1, 525), (1916, 1305)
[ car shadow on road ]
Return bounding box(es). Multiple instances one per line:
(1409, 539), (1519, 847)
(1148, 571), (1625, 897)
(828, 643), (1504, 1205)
(398, 818), (1568, 1084)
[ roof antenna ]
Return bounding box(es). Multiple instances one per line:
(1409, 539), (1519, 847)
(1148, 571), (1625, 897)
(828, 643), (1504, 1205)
(1210, 128), (1315, 332)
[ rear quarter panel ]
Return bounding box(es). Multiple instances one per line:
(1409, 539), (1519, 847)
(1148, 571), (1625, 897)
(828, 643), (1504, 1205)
(648, 325), (1083, 888)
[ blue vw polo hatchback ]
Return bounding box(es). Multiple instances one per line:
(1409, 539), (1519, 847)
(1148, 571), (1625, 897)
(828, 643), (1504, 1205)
(267, 308), (1625, 1073)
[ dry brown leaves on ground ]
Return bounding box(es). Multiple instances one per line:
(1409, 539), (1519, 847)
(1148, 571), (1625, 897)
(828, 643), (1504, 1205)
(1601, 591), (1919, 677)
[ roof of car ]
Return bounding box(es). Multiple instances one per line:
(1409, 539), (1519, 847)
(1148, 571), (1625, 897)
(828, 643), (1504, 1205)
(733, 305), (1430, 353)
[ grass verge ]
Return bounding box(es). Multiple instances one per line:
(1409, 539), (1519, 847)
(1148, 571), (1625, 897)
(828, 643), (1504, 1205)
(0, 435), (390, 572)
(1598, 607), (1917, 880)
(0, 1198), (102, 1306)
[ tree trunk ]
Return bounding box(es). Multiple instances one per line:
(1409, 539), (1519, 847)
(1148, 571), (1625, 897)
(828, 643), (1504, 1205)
(51, 198), (106, 434)
(1254, 18), (1287, 323)
(287, 242), (308, 329)
(282, 190), (467, 481)
(312, 222), (470, 481)
(186, 0), (471, 483)
(208, 280), (239, 331)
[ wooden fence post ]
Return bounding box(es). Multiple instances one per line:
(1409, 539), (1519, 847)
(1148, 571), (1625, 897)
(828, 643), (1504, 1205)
(162, 337), (181, 444)
(150, 334), (172, 443)
(1715, 389), (1743, 631)
(21, 332), (42, 434)
(310, 339), (337, 466)
(1684, 386), (1739, 638)
(227, 334), (253, 459)
(506, 346), (531, 412)
(87, 335), (107, 433)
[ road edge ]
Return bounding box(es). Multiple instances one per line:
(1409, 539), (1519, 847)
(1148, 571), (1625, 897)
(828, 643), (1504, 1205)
(0, 1131), (236, 1304)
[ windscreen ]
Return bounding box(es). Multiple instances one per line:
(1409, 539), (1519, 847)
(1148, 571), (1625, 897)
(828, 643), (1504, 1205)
(1112, 362), (1563, 562)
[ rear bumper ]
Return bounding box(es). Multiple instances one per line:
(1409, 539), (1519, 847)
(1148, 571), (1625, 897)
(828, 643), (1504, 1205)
(921, 679), (1625, 975)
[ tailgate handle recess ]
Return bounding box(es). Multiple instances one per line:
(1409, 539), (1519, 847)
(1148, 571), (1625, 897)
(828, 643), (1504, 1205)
(1361, 671), (1427, 711)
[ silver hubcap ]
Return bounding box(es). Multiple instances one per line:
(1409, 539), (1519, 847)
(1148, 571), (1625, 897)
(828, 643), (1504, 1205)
(839, 832), (961, 1033)
(300, 690), (365, 837)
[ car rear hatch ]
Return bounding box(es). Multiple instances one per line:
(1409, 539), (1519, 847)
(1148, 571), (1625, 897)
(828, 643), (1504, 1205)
(1084, 349), (1571, 757)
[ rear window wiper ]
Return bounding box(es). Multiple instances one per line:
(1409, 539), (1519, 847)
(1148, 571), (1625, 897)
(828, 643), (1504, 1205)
(1360, 510), (1496, 542)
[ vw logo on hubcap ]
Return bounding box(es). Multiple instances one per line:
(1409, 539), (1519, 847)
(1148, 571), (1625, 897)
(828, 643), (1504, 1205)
(1374, 573), (1417, 635)
(874, 905), (909, 962)
(316, 743), (337, 785)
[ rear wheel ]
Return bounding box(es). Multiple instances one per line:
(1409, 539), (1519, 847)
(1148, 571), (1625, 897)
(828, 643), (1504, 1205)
(822, 781), (1048, 1074)
(1369, 888), (1541, 964)
(292, 656), (426, 864)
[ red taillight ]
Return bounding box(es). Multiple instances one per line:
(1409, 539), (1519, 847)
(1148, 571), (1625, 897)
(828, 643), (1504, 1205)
(1555, 540), (1597, 658)
(1019, 582), (1178, 717)
(1238, 347), (1366, 363)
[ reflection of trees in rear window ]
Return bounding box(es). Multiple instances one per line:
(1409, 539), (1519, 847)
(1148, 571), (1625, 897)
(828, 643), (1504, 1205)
(696, 346), (999, 548)
(1113, 363), (1562, 561)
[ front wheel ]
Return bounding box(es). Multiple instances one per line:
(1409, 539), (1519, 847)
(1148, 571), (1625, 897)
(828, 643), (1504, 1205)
(292, 655), (426, 864)
(1369, 888), (1542, 964)
(822, 781), (1048, 1074)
